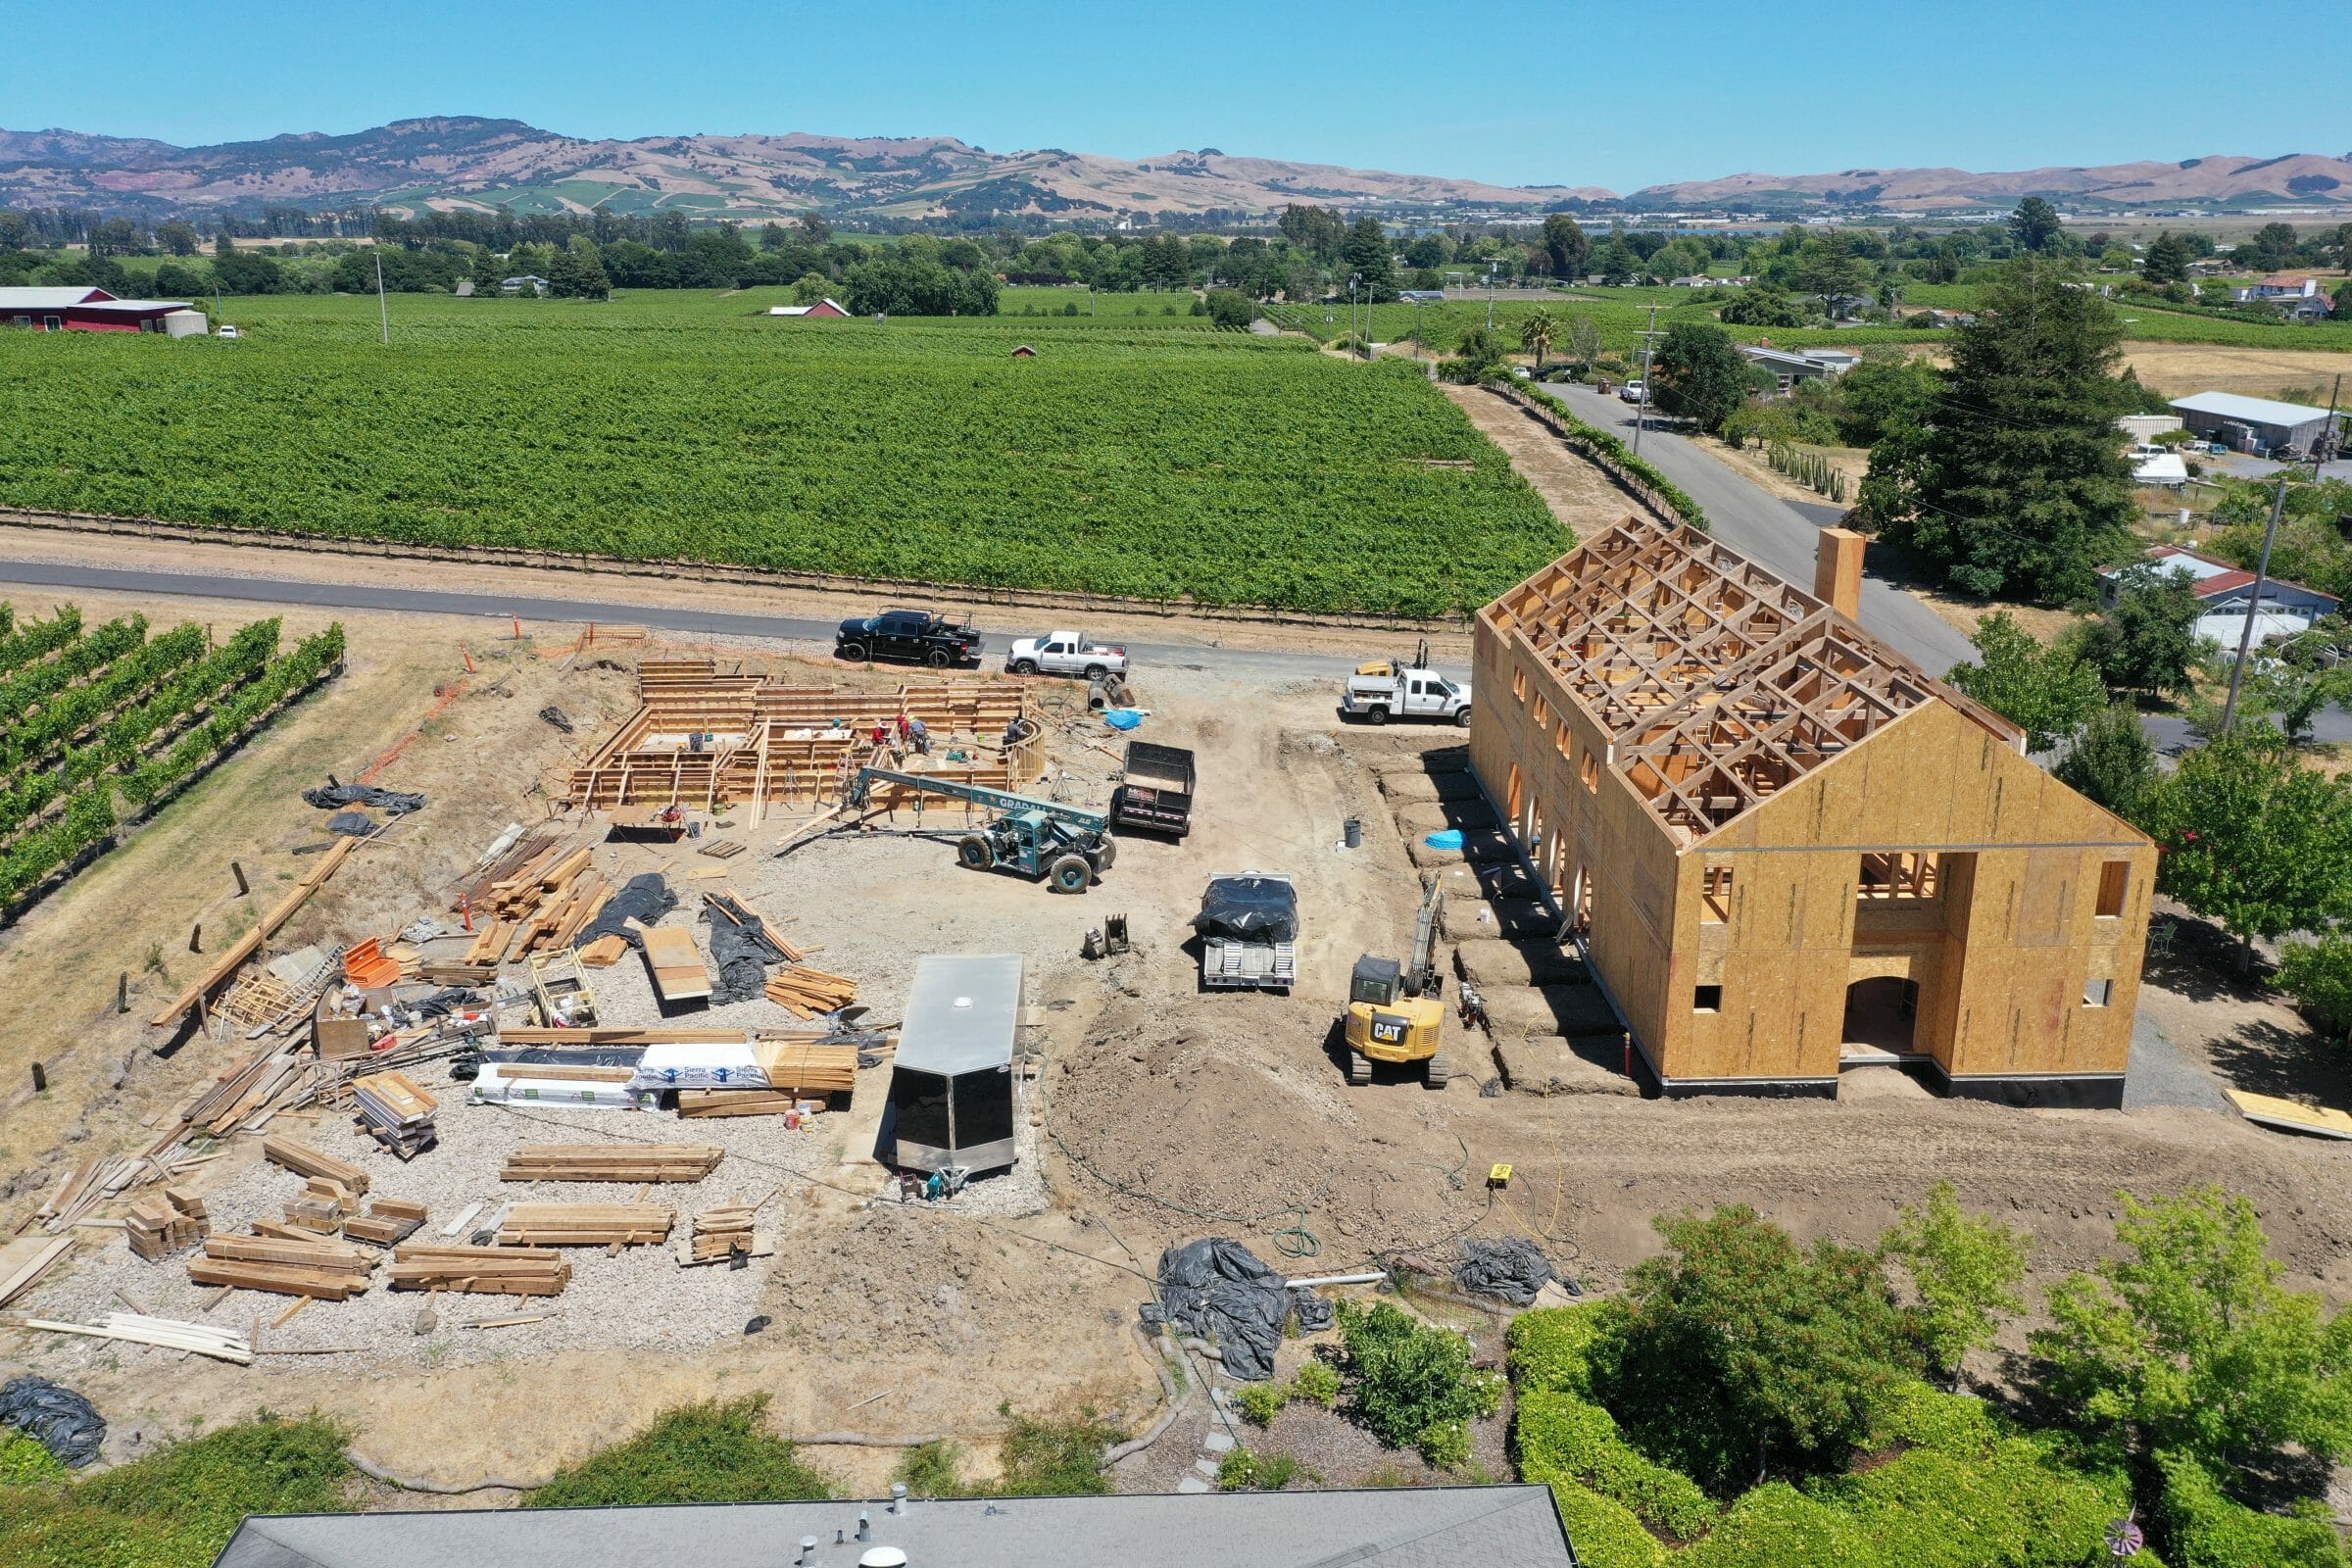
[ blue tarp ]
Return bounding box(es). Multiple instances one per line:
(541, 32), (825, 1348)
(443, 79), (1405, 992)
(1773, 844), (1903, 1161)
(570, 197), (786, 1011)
(1102, 709), (1145, 731)
(1424, 829), (1465, 850)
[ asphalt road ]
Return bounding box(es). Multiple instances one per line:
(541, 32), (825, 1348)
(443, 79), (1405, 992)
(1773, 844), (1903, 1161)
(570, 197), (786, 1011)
(0, 557), (1382, 686)
(1544, 381), (1976, 675)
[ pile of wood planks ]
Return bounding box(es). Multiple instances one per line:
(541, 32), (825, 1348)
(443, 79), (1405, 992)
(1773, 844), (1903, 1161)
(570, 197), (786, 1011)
(765, 965), (857, 1018)
(494, 1203), (673, 1247)
(676, 1088), (812, 1119)
(28, 1153), (143, 1235)
(125, 1188), (209, 1260)
(353, 1071), (438, 1160)
(0, 1236), (74, 1307)
(345, 1198), (429, 1247)
(21, 1312), (251, 1364)
(176, 1047), (317, 1139)
(753, 1039), (858, 1096)
(683, 1205), (756, 1263)
(465, 843), (610, 965)
(263, 1136), (369, 1195)
(501, 1145), (723, 1183)
(149, 836), (359, 1032)
(285, 1174), (363, 1234)
(705, 890), (802, 961)
(188, 1233), (377, 1298)
(388, 1244), (570, 1296)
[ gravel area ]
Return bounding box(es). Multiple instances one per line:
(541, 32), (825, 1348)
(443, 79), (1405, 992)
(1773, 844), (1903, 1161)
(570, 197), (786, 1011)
(2124, 1009), (2232, 1113)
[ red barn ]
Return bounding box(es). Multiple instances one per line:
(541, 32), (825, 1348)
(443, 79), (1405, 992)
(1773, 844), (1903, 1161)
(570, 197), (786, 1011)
(0, 286), (200, 333)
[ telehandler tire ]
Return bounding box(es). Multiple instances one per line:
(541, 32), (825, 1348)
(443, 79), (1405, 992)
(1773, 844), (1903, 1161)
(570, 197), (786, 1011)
(1047, 854), (1094, 893)
(957, 835), (995, 871)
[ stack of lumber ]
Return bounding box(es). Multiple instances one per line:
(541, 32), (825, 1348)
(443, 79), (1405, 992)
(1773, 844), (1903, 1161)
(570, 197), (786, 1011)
(175, 1046), (315, 1138)
(285, 1175), (363, 1234)
(466, 844), (610, 964)
(20, 1312), (251, 1364)
(263, 1137), (370, 1195)
(641, 925), (712, 1004)
(388, 1243), (570, 1297)
(353, 1070), (438, 1159)
(494, 1203), (673, 1247)
(685, 1206), (756, 1262)
(124, 1187), (209, 1260)
(753, 1039), (858, 1096)
(706, 890), (803, 960)
(188, 1232), (376, 1298)
(345, 1198), (429, 1247)
(676, 1088), (816, 1119)
(29, 1153), (142, 1235)
(501, 1144), (723, 1183)
(578, 933), (630, 967)
(765, 965), (858, 1018)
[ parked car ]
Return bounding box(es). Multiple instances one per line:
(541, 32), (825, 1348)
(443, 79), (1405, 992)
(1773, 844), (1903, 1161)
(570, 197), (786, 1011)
(835, 609), (982, 667)
(217, 324), (241, 339)
(1618, 378), (1646, 404)
(1004, 631), (1129, 679)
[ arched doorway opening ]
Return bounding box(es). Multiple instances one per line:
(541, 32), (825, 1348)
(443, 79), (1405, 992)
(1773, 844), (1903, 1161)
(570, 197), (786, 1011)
(1840, 976), (1918, 1054)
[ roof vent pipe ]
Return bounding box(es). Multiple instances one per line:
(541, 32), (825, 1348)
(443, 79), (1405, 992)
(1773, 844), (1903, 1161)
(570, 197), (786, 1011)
(891, 1482), (909, 1516)
(798, 1538), (818, 1566)
(858, 1509), (871, 1542)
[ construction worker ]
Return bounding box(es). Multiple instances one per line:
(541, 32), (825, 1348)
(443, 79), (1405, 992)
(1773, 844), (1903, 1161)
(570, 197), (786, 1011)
(907, 715), (930, 756)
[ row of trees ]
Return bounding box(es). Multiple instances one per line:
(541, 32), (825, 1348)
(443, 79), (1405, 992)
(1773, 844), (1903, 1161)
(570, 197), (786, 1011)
(1585, 1183), (2349, 1556)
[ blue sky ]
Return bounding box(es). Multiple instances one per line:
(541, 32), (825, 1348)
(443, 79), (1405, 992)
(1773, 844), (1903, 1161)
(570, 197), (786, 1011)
(4, 0), (2343, 192)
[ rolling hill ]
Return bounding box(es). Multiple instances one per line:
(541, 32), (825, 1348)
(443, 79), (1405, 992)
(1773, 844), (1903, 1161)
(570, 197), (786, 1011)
(1, 118), (2347, 220)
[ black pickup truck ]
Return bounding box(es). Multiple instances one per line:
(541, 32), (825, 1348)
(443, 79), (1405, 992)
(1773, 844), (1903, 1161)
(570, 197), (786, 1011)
(835, 609), (983, 667)
(1111, 740), (1196, 837)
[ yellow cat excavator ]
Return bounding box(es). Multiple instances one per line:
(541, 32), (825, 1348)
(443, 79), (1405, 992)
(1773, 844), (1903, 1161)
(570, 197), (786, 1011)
(1343, 872), (1451, 1089)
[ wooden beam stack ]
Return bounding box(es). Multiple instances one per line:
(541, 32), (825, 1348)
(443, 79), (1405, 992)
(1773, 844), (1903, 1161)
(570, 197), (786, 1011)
(676, 1089), (813, 1119)
(345, 1198), (429, 1247)
(353, 1070), (438, 1160)
(388, 1244), (570, 1297)
(685, 1206), (756, 1263)
(188, 1232), (376, 1298)
(125, 1188), (209, 1260)
(501, 1145), (723, 1183)
(466, 843), (610, 964)
(765, 965), (858, 1019)
(285, 1175), (363, 1234)
(262, 1136), (370, 1196)
(494, 1203), (673, 1248)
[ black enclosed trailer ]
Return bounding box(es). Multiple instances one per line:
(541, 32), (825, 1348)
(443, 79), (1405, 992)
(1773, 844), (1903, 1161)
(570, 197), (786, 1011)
(880, 955), (1024, 1175)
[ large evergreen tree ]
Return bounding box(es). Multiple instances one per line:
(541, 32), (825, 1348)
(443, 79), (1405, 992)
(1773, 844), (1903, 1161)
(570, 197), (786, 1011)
(1864, 259), (2138, 601)
(1341, 217), (1397, 304)
(1649, 321), (1754, 435)
(1539, 213), (1589, 280)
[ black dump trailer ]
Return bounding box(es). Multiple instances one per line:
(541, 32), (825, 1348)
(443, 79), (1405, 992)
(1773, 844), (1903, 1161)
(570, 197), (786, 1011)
(1111, 740), (1196, 837)
(880, 954), (1024, 1176)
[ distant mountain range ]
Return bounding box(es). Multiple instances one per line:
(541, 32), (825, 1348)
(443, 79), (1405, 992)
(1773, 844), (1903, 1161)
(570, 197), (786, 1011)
(1, 118), (2347, 220)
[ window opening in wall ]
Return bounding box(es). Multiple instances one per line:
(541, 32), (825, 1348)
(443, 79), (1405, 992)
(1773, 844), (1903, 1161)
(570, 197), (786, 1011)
(1579, 751), (1598, 794)
(1699, 863), (1734, 923)
(2095, 861), (2129, 918)
(1512, 668), (1528, 704)
(2082, 978), (2113, 1007)
(1693, 985), (1723, 1012)
(1531, 693), (1549, 727)
(1856, 851), (1940, 902)
(1554, 719), (1573, 761)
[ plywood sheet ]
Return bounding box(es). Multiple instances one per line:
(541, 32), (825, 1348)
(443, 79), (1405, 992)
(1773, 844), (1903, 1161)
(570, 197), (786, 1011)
(2228, 1089), (2352, 1140)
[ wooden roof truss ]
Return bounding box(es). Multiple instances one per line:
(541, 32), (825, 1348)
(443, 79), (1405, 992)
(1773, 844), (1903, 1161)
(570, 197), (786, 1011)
(1497, 522), (1941, 840)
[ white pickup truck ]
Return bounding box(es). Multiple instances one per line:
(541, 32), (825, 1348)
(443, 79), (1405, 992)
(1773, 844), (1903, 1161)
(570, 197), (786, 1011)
(1341, 641), (1473, 726)
(1004, 631), (1130, 679)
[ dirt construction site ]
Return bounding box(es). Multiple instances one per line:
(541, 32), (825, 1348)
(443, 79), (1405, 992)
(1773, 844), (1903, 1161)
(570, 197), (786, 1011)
(1, 557), (2350, 1499)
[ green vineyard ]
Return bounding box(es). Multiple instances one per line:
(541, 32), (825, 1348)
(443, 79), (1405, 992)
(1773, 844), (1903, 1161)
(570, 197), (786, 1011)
(0, 290), (1567, 618)
(0, 604), (346, 912)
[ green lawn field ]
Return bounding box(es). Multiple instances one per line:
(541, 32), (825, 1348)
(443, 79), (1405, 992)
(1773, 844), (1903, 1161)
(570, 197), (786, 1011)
(0, 288), (1564, 617)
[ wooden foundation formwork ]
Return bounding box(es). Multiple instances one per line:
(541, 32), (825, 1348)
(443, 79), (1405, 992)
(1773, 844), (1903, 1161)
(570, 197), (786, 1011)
(567, 664), (1046, 825)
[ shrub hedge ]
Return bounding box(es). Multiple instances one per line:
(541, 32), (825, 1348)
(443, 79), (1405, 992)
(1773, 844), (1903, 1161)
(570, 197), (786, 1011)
(2154, 1450), (2344, 1568)
(1517, 1390), (1719, 1543)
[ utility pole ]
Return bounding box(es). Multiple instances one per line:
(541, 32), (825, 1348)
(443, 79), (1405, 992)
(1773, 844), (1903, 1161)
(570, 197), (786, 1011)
(2220, 470), (2291, 736)
(1486, 261), (1500, 331)
(1631, 305), (1662, 456)
(374, 249), (389, 346)
(2322, 372), (2344, 470)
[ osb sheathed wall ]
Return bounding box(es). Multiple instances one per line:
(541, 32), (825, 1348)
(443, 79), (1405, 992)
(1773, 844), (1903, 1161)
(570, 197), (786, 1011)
(1473, 600), (2156, 1091)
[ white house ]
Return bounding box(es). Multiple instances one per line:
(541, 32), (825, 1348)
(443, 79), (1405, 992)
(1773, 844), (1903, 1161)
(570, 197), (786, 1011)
(2102, 544), (2340, 649)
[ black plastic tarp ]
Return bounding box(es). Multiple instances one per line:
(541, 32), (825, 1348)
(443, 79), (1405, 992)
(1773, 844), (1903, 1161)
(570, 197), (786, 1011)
(1154, 1238), (1294, 1381)
(302, 780), (428, 815)
(703, 893), (787, 1005)
(1, 1376), (105, 1468)
(1193, 876), (1298, 944)
(1454, 1238), (1557, 1305)
(571, 874), (676, 952)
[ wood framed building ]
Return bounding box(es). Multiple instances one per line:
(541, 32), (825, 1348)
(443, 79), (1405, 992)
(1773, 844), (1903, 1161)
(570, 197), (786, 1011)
(1470, 519), (2156, 1106)
(565, 659), (1046, 824)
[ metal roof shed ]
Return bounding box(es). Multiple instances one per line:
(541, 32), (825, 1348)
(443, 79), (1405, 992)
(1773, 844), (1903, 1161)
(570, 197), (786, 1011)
(882, 955), (1022, 1175)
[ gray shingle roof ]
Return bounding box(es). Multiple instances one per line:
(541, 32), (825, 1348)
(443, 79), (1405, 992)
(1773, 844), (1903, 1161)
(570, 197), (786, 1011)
(213, 1485), (1579, 1568)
